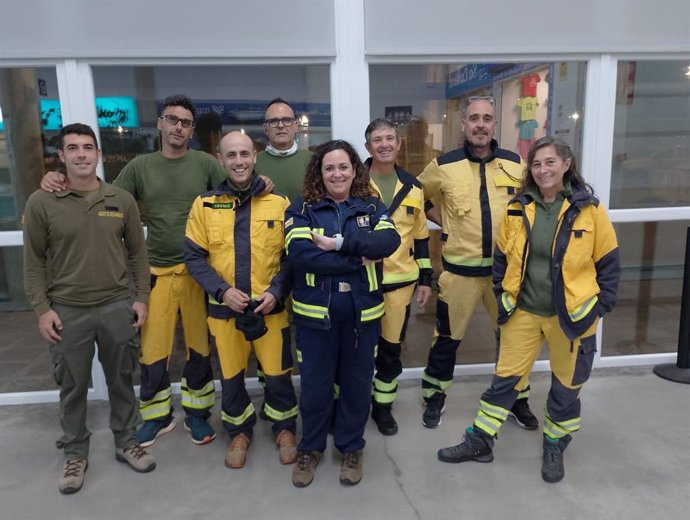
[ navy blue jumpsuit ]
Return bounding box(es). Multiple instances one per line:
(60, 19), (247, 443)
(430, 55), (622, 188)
(285, 195), (400, 454)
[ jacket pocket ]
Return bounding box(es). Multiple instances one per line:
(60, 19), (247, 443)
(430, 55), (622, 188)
(571, 333), (597, 385)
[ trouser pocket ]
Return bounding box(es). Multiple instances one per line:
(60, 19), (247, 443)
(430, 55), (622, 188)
(572, 333), (597, 385)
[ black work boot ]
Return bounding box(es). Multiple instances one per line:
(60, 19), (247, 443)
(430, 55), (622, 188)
(422, 393), (446, 429)
(541, 435), (571, 483)
(509, 398), (539, 430)
(371, 402), (398, 436)
(437, 427), (494, 463)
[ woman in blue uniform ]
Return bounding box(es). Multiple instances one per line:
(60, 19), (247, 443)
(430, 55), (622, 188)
(285, 140), (400, 488)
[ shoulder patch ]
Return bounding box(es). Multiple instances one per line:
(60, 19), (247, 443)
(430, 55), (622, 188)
(437, 148), (467, 167)
(494, 148), (521, 164)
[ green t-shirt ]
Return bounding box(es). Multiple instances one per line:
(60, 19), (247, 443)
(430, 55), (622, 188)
(370, 172), (398, 207)
(255, 149), (311, 202)
(113, 149), (226, 266)
(518, 186), (571, 316)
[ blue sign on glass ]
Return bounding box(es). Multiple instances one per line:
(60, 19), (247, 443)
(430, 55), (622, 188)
(96, 96), (139, 128)
(38, 96), (140, 130)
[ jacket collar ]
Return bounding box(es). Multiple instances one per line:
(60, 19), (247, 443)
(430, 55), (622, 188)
(212, 173), (266, 199)
(463, 139), (498, 163)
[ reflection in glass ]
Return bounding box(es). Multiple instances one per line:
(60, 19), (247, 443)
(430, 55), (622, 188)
(370, 62), (586, 366)
(0, 67), (61, 232)
(602, 221), (690, 356)
(370, 62), (586, 176)
(610, 60), (690, 209)
(92, 65), (332, 182)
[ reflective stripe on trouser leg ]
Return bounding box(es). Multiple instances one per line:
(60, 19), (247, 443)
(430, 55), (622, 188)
(422, 272), (491, 401)
(373, 338), (401, 405)
(220, 371), (256, 437)
(139, 358), (173, 421)
(180, 348), (215, 418)
(472, 374), (522, 437)
(375, 285), (414, 405)
(422, 296), (459, 400)
(208, 316), (253, 437)
(543, 317), (599, 440)
(252, 312), (297, 435)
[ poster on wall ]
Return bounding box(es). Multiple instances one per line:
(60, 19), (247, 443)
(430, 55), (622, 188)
(385, 106), (412, 125)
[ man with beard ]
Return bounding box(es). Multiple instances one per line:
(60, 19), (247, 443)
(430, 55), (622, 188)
(418, 96), (537, 431)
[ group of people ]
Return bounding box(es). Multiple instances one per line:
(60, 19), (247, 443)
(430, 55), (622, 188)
(23, 93), (619, 495)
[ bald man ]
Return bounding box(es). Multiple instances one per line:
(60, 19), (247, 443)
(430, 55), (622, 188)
(184, 132), (297, 470)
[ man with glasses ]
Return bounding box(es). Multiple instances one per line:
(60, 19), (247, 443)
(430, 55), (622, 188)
(255, 97), (311, 201)
(418, 96), (537, 431)
(41, 95), (227, 448)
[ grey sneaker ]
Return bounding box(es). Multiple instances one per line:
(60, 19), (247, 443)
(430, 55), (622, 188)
(340, 450), (363, 486)
(292, 451), (321, 488)
(115, 444), (156, 473)
(58, 459), (87, 495)
(437, 427), (494, 463)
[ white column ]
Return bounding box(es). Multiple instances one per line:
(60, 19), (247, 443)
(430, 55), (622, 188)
(56, 59), (107, 399)
(580, 54), (618, 365)
(330, 0), (370, 159)
(56, 60), (104, 180)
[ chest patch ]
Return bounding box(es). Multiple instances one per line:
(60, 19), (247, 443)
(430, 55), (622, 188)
(98, 211), (124, 219)
(356, 215), (370, 227)
(205, 202), (234, 210)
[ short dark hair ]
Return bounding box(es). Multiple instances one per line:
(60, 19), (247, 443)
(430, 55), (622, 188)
(58, 123), (98, 150)
(301, 140), (371, 203)
(162, 94), (196, 120)
(364, 117), (400, 143)
(265, 97), (294, 115)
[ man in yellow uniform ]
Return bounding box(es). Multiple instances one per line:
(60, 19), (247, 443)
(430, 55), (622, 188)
(364, 118), (432, 435)
(184, 131), (298, 469)
(419, 96), (537, 430)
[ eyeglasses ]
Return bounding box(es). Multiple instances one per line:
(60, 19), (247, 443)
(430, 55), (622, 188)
(264, 117), (296, 128)
(160, 114), (194, 128)
(468, 95), (496, 105)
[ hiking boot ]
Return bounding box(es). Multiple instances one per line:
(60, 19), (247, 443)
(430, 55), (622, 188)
(184, 415), (216, 445)
(437, 427), (494, 463)
(115, 444), (156, 473)
(58, 459), (87, 495)
(136, 415), (176, 448)
(509, 398), (539, 430)
(292, 451), (321, 488)
(371, 402), (398, 436)
(340, 450), (364, 486)
(276, 430), (297, 464)
(422, 394), (446, 429)
(542, 437), (566, 483)
(225, 433), (251, 469)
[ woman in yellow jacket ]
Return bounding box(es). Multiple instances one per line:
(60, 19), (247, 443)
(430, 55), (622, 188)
(436, 136), (620, 483)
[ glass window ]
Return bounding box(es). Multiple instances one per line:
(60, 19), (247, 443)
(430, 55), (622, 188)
(611, 60), (690, 209)
(92, 65), (331, 182)
(0, 67), (61, 231)
(602, 220), (690, 356)
(93, 65), (331, 380)
(0, 246), (63, 393)
(371, 62), (586, 366)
